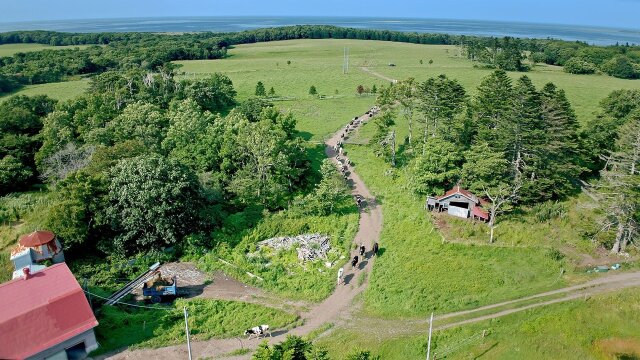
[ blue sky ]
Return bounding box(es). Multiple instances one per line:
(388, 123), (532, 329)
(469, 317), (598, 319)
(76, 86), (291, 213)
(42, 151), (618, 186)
(2, 0), (640, 29)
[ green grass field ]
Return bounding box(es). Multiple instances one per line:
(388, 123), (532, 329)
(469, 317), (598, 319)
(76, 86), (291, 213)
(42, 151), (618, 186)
(0, 79), (89, 102)
(176, 39), (640, 126)
(0, 43), (92, 57)
(317, 288), (640, 360)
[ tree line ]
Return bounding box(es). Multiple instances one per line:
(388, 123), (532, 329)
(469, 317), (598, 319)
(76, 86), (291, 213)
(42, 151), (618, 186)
(375, 72), (639, 249)
(463, 37), (640, 78)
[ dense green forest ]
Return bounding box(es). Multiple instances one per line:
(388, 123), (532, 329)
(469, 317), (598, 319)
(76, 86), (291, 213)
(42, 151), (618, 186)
(1, 26), (639, 95)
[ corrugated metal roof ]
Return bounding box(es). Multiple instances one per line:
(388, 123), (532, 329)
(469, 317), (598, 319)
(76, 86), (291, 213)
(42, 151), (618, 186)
(19, 230), (55, 247)
(437, 186), (478, 203)
(0, 263), (98, 359)
(472, 205), (490, 220)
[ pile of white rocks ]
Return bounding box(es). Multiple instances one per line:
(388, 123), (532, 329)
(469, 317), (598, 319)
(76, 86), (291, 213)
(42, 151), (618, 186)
(257, 233), (331, 262)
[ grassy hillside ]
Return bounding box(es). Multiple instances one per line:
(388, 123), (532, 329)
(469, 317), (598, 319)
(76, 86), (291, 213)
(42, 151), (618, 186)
(317, 288), (640, 360)
(0, 43), (92, 57)
(0, 79), (89, 102)
(176, 39), (640, 125)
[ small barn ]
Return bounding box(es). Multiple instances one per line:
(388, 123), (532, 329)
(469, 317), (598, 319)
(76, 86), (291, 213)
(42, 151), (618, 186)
(10, 230), (65, 279)
(426, 186), (490, 222)
(0, 263), (99, 360)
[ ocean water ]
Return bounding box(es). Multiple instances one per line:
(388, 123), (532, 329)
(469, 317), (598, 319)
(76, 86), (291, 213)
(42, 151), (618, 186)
(1, 16), (639, 45)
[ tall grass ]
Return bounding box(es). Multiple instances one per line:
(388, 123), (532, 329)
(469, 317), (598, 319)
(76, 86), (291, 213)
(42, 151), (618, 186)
(194, 203), (359, 302)
(92, 298), (299, 354)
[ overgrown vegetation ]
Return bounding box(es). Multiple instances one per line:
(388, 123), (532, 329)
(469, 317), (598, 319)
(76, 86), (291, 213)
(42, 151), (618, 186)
(92, 298), (299, 354)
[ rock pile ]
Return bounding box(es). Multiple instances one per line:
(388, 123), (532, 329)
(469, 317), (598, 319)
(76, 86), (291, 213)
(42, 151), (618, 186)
(258, 233), (331, 262)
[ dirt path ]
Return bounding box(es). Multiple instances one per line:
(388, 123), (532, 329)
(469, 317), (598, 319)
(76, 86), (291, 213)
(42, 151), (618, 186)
(360, 67), (397, 83)
(102, 111), (384, 360)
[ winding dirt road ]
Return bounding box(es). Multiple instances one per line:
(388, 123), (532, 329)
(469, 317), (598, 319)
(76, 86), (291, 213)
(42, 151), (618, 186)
(103, 112), (384, 360)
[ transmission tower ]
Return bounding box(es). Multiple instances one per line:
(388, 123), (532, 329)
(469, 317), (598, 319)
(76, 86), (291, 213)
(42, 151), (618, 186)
(343, 47), (350, 74)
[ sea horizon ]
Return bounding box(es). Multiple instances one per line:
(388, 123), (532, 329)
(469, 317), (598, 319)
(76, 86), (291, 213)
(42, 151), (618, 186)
(1, 16), (640, 45)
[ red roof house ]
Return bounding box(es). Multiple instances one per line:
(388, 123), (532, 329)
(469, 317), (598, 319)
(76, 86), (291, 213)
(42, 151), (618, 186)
(0, 263), (99, 360)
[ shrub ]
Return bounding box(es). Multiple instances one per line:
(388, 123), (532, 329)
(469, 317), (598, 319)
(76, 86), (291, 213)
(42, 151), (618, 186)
(563, 58), (597, 74)
(601, 55), (639, 79)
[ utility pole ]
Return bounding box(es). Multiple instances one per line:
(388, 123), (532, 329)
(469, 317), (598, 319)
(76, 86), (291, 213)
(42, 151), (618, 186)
(426, 312), (434, 360)
(184, 306), (192, 360)
(390, 130), (396, 167)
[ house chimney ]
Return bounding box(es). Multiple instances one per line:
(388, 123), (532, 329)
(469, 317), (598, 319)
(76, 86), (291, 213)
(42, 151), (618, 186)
(22, 267), (31, 280)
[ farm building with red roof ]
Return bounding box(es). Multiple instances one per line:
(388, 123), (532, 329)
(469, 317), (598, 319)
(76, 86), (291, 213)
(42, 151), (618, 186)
(426, 186), (490, 222)
(0, 263), (98, 360)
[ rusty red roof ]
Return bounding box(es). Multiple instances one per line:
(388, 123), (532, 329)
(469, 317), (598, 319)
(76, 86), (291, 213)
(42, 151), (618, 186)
(19, 230), (55, 247)
(472, 205), (490, 220)
(0, 263), (98, 359)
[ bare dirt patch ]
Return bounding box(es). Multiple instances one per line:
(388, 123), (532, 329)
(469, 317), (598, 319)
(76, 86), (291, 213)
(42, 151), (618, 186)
(594, 338), (640, 358)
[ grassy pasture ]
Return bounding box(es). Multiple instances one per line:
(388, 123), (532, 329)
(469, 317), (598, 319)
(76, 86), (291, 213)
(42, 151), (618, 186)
(0, 79), (89, 102)
(177, 39), (640, 126)
(0, 43), (92, 57)
(317, 288), (640, 360)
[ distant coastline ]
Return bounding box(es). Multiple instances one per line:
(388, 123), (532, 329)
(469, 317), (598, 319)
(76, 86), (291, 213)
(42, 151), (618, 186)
(1, 16), (639, 45)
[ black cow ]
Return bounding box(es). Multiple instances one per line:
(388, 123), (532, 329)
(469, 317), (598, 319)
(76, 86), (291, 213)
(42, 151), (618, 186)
(373, 242), (379, 256)
(351, 255), (359, 269)
(359, 245), (365, 256)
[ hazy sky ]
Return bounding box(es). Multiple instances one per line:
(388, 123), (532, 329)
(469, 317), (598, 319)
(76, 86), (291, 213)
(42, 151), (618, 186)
(2, 0), (640, 29)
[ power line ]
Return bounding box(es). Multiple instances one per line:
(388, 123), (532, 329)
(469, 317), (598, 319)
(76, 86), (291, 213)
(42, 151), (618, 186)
(83, 289), (176, 311)
(434, 332), (484, 358)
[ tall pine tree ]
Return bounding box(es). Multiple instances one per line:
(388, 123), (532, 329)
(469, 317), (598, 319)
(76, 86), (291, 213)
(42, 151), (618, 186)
(537, 83), (582, 199)
(473, 70), (514, 149)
